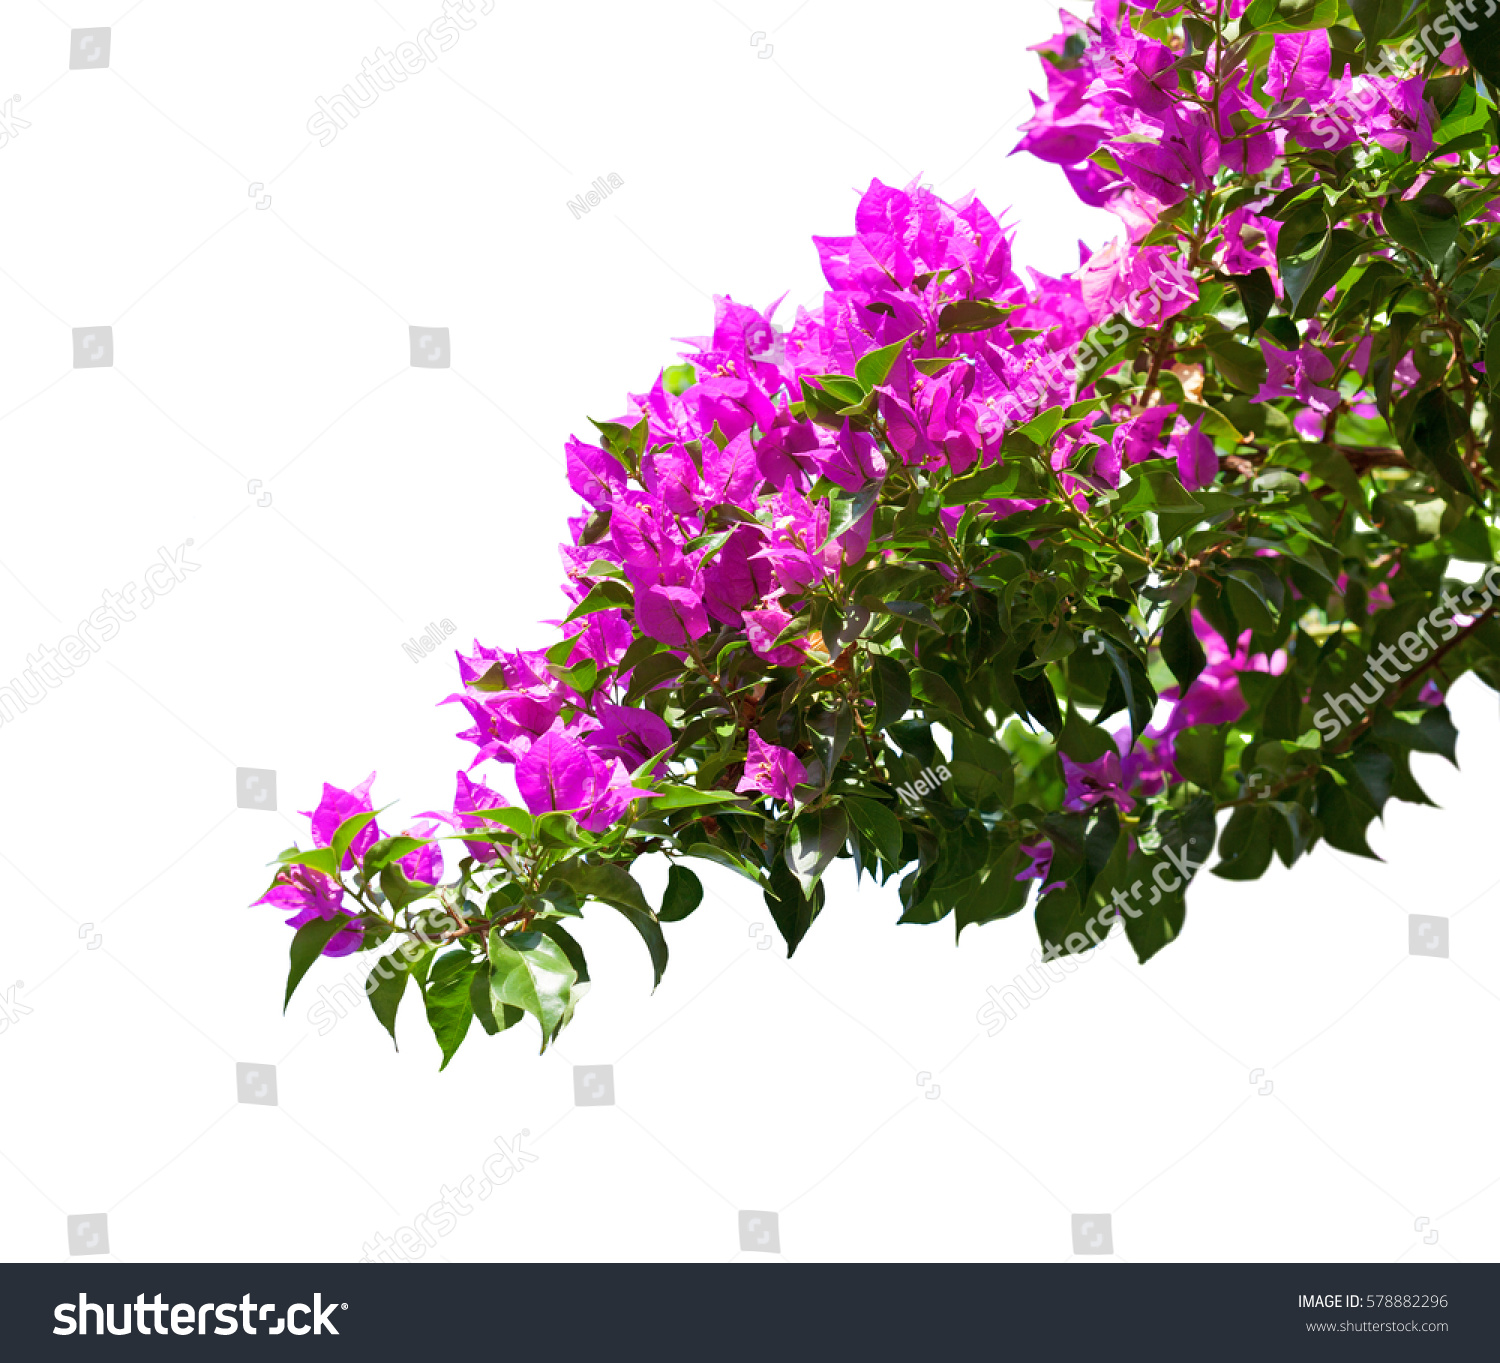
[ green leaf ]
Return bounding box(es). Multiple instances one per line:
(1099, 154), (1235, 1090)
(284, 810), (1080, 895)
(487, 931), (577, 1053)
(811, 373), (865, 407)
(822, 482), (882, 550)
(1094, 636), (1156, 743)
(1348, 0), (1408, 44)
(1314, 777), (1382, 860)
(784, 807), (850, 895)
(469, 963), (523, 1036)
(663, 362), (695, 396)
(1018, 405), (1068, 446)
(1402, 386), (1479, 499)
(548, 861), (668, 989)
(870, 654), (912, 730)
(1212, 806), (1276, 881)
(466, 806), (535, 841)
(563, 579), (634, 623)
(843, 795), (904, 866)
(764, 851), (824, 956)
(1281, 229), (1365, 320)
(912, 667), (968, 721)
(1120, 795), (1216, 963)
(1230, 268), (1276, 337)
(1174, 724), (1227, 789)
(1463, 15), (1500, 92)
(1160, 603), (1207, 692)
(532, 920), (591, 1033)
(275, 846), (340, 878)
(362, 835), (430, 876)
(1254, 0), (1340, 33)
(854, 332), (918, 392)
(521, 884), (583, 919)
(876, 599), (941, 629)
(379, 862), (437, 913)
(1435, 82), (1490, 147)
(1057, 704), (1116, 763)
(422, 949), (476, 1070)
(590, 414), (649, 465)
(1035, 886), (1103, 958)
(330, 807), (385, 869)
(942, 456), (1045, 504)
(1382, 195), (1461, 269)
(682, 841), (763, 882)
(916, 355), (969, 377)
(953, 842), (1030, 938)
(284, 913), (353, 1012)
(648, 786), (748, 812)
(1306, 443), (1369, 516)
(659, 864), (705, 922)
(365, 945), (430, 1050)
(625, 649), (688, 704)
(1109, 465), (1203, 518)
(1204, 333), (1268, 393)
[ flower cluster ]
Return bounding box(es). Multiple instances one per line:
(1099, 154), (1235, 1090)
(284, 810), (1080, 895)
(252, 1), (1500, 1063)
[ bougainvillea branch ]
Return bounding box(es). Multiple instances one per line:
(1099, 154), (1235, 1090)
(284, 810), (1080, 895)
(255, 0), (1500, 1065)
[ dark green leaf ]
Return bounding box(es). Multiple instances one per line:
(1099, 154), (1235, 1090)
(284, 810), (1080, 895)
(785, 807), (850, 895)
(659, 864), (704, 922)
(1382, 195), (1461, 268)
(765, 852), (824, 955)
(1231, 268), (1276, 336)
(843, 795), (905, 866)
(870, 653), (912, 730)
(365, 945), (430, 1049)
(284, 913), (353, 1012)
(422, 949), (476, 1070)
(549, 861), (668, 989)
(1161, 604), (1207, 692)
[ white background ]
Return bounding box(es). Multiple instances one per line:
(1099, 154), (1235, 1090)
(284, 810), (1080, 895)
(1, 0), (1497, 1265)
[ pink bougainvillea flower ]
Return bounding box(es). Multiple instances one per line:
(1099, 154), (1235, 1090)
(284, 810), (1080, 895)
(397, 821), (445, 885)
(1109, 107), (1221, 207)
(745, 594), (808, 667)
(1171, 420), (1219, 492)
(1161, 612), (1289, 735)
(1254, 341), (1340, 413)
(514, 722), (658, 832)
(736, 731), (807, 803)
(417, 769), (507, 864)
(1266, 30), (1333, 106)
(515, 727), (598, 817)
(252, 864), (362, 957)
(299, 772), (379, 871)
(1215, 206), (1281, 280)
(636, 582), (711, 646)
(1062, 749), (1137, 814)
(585, 703), (673, 773)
